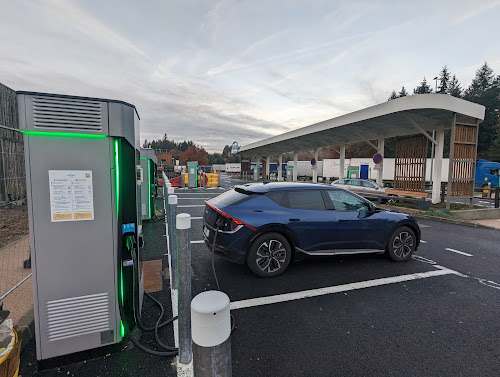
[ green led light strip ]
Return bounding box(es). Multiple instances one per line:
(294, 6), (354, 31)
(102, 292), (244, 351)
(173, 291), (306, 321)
(140, 158), (147, 160)
(114, 140), (120, 217)
(20, 130), (106, 138)
(121, 321), (125, 337)
(147, 159), (151, 218)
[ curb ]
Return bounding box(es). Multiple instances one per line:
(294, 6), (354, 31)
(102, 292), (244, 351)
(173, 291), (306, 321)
(14, 307), (34, 351)
(380, 205), (500, 230)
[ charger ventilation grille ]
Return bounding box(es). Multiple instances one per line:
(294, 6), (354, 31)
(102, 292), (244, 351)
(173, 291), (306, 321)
(46, 292), (110, 342)
(33, 96), (103, 131)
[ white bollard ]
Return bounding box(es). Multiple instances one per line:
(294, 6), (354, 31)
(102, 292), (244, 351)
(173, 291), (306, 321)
(168, 186), (175, 196)
(191, 291), (232, 376)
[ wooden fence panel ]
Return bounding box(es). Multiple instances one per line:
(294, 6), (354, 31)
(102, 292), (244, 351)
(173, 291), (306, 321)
(394, 135), (428, 192)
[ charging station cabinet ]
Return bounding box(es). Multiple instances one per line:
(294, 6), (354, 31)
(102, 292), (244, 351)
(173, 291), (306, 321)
(18, 92), (143, 360)
(187, 161), (198, 188)
(140, 148), (158, 221)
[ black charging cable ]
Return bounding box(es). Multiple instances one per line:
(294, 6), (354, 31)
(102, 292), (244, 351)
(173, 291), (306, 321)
(212, 219), (236, 333)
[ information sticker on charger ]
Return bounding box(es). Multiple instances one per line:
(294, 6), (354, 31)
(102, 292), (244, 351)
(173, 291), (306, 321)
(203, 226), (210, 238)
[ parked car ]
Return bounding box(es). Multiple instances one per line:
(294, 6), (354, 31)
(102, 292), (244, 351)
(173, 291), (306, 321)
(331, 178), (388, 200)
(203, 182), (420, 277)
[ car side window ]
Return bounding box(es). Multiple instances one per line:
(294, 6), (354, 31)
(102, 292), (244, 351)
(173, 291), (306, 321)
(283, 190), (326, 211)
(326, 190), (371, 212)
(348, 180), (361, 186)
(490, 168), (499, 176)
(362, 181), (376, 188)
(336, 179), (346, 184)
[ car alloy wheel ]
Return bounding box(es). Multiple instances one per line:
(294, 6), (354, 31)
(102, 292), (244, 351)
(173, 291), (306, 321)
(386, 226), (416, 262)
(392, 231), (413, 258)
(247, 232), (292, 277)
(256, 239), (287, 273)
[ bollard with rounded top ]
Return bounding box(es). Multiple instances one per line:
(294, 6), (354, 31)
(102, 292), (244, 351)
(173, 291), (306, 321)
(177, 213), (192, 364)
(167, 195), (178, 289)
(168, 186), (175, 195)
(192, 291), (232, 376)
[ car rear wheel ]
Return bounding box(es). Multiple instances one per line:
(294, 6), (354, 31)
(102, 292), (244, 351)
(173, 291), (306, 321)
(246, 233), (291, 278)
(386, 226), (416, 261)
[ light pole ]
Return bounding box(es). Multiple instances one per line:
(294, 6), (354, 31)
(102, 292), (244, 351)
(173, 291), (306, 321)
(433, 76), (438, 93)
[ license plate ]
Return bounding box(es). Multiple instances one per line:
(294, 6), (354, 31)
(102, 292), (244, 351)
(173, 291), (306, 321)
(203, 226), (210, 238)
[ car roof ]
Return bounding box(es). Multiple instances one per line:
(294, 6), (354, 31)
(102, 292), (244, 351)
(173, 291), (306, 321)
(235, 182), (341, 193)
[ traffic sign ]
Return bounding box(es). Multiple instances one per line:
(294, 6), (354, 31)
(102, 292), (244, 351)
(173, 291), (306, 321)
(311, 158), (316, 166)
(373, 153), (383, 165)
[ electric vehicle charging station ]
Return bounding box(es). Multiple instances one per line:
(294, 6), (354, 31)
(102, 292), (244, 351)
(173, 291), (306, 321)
(187, 161), (198, 188)
(18, 92), (143, 360)
(140, 148), (158, 221)
(286, 167), (293, 181)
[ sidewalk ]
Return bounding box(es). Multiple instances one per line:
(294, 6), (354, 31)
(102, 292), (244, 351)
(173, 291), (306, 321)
(473, 218), (500, 229)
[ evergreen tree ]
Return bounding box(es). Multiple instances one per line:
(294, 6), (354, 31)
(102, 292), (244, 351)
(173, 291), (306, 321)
(437, 66), (450, 93)
(413, 77), (433, 94)
(464, 62), (500, 158)
(388, 90), (398, 101)
(398, 86), (408, 97)
(448, 74), (463, 98)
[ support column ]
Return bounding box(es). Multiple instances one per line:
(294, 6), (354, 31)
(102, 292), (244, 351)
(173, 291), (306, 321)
(339, 143), (345, 179)
(266, 156), (271, 180)
(293, 152), (298, 181)
(277, 154), (283, 181)
(432, 126), (445, 204)
(312, 149), (319, 183)
(377, 138), (384, 186)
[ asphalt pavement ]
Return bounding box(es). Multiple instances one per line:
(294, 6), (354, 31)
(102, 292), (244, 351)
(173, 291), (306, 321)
(19, 174), (500, 376)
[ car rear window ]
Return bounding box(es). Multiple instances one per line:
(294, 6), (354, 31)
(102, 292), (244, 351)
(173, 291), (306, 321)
(266, 190), (285, 205)
(211, 189), (254, 206)
(282, 190), (326, 210)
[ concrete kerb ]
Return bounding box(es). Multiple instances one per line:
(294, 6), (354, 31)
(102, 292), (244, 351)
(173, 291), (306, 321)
(380, 204), (500, 230)
(13, 307), (35, 352)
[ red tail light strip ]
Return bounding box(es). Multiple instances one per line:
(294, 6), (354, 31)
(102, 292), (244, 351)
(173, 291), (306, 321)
(205, 201), (256, 231)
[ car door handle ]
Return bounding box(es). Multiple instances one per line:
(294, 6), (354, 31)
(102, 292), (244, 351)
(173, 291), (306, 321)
(289, 218), (300, 222)
(339, 219), (349, 223)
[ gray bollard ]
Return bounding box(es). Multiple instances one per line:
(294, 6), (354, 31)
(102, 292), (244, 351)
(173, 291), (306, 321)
(177, 213), (192, 364)
(192, 291), (232, 376)
(168, 194), (178, 289)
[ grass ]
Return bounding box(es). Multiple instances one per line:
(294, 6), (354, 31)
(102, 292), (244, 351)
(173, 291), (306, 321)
(387, 201), (482, 211)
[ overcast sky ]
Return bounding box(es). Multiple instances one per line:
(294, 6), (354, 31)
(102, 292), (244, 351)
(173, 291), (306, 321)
(1, 0), (499, 152)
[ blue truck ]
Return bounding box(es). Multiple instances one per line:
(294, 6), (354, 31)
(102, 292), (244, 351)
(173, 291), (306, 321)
(475, 159), (500, 187)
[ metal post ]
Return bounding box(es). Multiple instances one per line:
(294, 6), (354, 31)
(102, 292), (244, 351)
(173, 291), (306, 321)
(177, 213), (192, 364)
(278, 154), (283, 181)
(432, 126), (445, 204)
(495, 187), (499, 208)
(192, 291), (232, 376)
(181, 172), (185, 188)
(339, 143), (345, 179)
(293, 152), (298, 181)
(168, 194), (178, 289)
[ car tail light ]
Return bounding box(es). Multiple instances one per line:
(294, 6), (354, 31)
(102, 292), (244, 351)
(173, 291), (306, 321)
(205, 201), (256, 231)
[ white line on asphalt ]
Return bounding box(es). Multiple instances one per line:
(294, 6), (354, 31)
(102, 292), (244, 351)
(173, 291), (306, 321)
(420, 240), (427, 243)
(178, 205), (205, 208)
(412, 255), (435, 264)
(445, 248), (473, 257)
(190, 240), (205, 244)
(433, 265), (469, 277)
(191, 217), (203, 220)
(229, 268), (456, 310)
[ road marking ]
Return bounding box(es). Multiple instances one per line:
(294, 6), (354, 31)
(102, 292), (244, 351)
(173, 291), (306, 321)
(190, 240), (205, 244)
(191, 217), (203, 220)
(420, 240), (427, 243)
(419, 224), (431, 228)
(178, 205), (205, 208)
(477, 279), (500, 290)
(445, 248), (473, 257)
(412, 255), (435, 264)
(229, 269), (455, 311)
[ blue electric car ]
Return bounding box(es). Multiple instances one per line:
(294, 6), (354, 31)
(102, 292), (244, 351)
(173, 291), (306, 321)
(203, 182), (420, 277)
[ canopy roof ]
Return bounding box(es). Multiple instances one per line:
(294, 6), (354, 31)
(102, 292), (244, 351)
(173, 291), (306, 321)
(239, 94), (485, 156)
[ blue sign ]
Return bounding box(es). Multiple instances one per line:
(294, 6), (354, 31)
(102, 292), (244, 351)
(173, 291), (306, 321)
(122, 223), (136, 234)
(231, 141), (239, 154)
(311, 158), (316, 166)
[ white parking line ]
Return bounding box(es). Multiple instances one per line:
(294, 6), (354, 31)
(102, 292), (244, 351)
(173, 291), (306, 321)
(190, 240), (205, 244)
(420, 240), (427, 243)
(230, 268), (456, 311)
(177, 198), (209, 200)
(445, 248), (473, 257)
(178, 205), (205, 208)
(191, 217), (203, 220)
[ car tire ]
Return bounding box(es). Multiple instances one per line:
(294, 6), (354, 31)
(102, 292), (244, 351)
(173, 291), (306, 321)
(246, 232), (291, 278)
(386, 226), (416, 262)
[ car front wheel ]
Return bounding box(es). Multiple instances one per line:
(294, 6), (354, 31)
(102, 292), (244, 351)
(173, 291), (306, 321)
(246, 233), (291, 278)
(386, 226), (416, 261)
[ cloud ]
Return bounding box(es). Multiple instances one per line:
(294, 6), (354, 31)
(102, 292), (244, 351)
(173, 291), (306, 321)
(453, 1), (500, 24)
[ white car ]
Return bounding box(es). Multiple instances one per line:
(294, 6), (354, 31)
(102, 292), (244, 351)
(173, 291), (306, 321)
(331, 179), (388, 200)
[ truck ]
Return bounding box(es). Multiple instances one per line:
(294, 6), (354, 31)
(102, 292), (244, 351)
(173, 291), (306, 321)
(475, 159), (500, 187)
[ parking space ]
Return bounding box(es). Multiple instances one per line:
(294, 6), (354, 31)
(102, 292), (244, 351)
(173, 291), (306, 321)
(185, 174), (500, 376)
